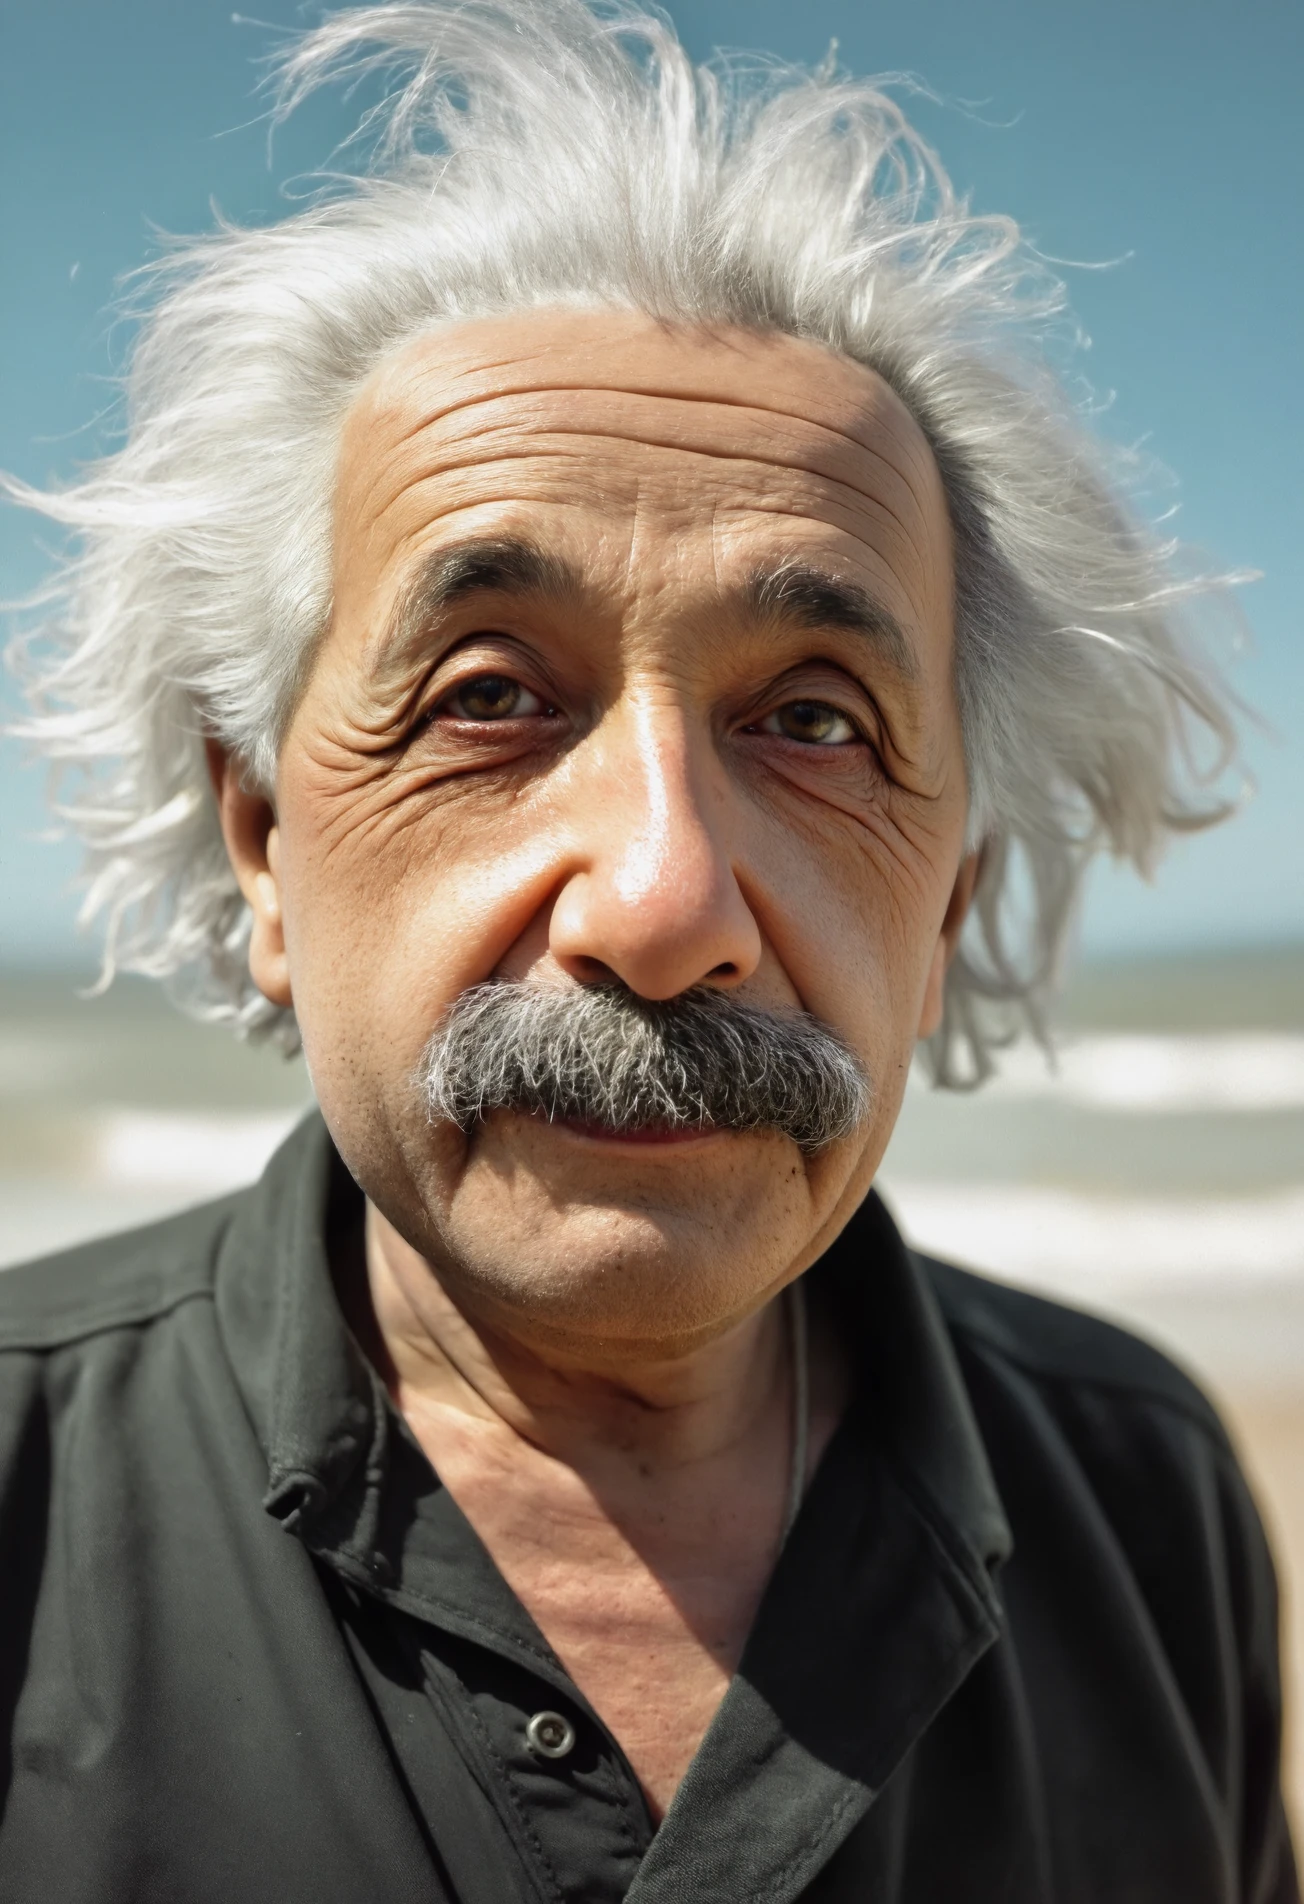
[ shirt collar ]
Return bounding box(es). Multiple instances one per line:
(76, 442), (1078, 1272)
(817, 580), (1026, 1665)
(216, 1114), (387, 1565)
(824, 1184), (1012, 1582)
(216, 1112), (1013, 1901)
(626, 1188), (1012, 1903)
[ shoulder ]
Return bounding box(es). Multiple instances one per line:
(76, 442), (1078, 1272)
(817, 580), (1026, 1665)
(0, 1192), (243, 1356)
(920, 1251), (1230, 1449)
(918, 1252), (1284, 1643)
(919, 1255), (1295, 1897)
(918, 1253), (1279, 1641)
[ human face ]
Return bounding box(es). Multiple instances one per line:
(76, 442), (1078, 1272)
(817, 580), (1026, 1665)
(223, 308), (972, 1356)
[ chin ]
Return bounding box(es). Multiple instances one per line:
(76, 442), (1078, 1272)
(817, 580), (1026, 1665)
(424, 1159), (802, 1351)
(373, 1104), (872, 1350)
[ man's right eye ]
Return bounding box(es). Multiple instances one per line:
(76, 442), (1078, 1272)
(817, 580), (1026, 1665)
(440, 675), (548, 721)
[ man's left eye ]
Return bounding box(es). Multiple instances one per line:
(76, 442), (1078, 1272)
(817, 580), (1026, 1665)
(757, 700), (858, 746)
(441, 675), (547, 721)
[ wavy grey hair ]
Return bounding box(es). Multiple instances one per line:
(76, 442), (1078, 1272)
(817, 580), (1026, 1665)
(5, 0), (1241, 1083)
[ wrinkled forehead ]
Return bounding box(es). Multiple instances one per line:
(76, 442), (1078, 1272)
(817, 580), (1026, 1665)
(333, 308), (953, 633)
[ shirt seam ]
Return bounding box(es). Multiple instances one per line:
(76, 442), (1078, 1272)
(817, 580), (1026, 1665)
(589, 1748), (651, 1863)
(751, 1784), (865, 1902)
(0, 1280), (217, 1356)
(881, 1442), (1006, 1618)
(452, 1687), (567, 1904)
(948, 1319), (1234, 1454)
(343, 1566), (566, 1676)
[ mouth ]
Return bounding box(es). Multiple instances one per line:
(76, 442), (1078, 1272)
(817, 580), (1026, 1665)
(546, 1116), (730, 1148)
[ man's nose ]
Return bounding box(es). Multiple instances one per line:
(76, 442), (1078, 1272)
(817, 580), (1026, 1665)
(547, 698), (762, 1000)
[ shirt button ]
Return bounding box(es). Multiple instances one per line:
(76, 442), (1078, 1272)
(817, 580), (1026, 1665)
(525, 1710), (577, 1759)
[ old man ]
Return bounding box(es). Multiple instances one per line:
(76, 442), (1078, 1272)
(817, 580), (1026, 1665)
(0, 2), (1295, 1899)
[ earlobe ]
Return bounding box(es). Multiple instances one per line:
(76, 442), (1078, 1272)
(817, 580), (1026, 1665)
(205, 740), (294, 1011)
(916, 850), (981, 1042)
(247, 827), (293, 1009)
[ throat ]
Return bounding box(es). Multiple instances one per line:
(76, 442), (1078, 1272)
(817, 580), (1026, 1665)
(427, 1453), (778, 1821)
(341, 1201), (850, 1818)
(389, 1299), (817, 1820)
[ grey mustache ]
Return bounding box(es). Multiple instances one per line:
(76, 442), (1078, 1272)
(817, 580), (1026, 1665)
(416, 981), (871, 1155)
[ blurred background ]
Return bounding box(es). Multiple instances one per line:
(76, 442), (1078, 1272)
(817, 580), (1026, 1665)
(3, 0), (1301, 1834)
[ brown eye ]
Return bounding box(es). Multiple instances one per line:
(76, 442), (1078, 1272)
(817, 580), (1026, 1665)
(759, 700), (857, 745)
(442, 675), (546, 721)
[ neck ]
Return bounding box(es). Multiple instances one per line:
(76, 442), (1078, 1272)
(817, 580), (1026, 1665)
(343, 1198), (849, 1825)
(353, 1202), (791, 1483)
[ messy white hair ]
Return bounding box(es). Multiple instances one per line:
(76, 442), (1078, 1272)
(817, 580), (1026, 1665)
(5, 0), (1241, 1083)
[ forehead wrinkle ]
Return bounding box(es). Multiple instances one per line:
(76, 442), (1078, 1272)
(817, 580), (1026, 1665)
(360, 435), (934, 597)
(384, 384), (931, 509)
(385, 376), (892, 445)
(367, 337), (935, 470)
(346, 356), (944, 572)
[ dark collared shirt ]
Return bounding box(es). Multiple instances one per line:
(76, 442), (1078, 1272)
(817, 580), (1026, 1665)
(0, 1114), (1295, 1902)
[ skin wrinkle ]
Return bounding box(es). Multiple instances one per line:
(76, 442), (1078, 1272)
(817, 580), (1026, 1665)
(348, 555), (925, 822)
(366, 467), (932, 653)
(305, 723), (568, 868)
(364, 328), (943, 493)
(350, 339), (940, 559)
(381, 534), (919, 706)
(300, 686), (944, 994)
(399, 413), (931, 535)
(213, 306), (975, 1822)
(355, 681), (909, 879)
(357, 425), (930, 578)
(365, 541), (936, 783)
(371, 365), (906, 451)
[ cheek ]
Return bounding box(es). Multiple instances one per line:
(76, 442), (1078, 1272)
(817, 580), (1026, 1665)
(270, 749), (562, 1092)
(744, 788), (961, 1046)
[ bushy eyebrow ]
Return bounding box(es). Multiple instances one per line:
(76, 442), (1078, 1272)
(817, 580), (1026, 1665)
(381, 535), (919, 683)
(743, 562), (919, 682)
(385, 534), (582, 658)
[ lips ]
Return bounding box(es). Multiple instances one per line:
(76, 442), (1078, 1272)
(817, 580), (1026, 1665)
(553, 1117), (721, 1146)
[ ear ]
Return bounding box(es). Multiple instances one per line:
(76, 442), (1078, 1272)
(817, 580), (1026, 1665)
(916, 850), (980, 1042)
(205, 739), (293, 1010)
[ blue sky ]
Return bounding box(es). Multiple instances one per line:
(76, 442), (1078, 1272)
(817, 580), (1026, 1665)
(2, 0), (1300, 969)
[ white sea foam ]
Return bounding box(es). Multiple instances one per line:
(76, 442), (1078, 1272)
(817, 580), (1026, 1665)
(915, 1034), (1304, 1114)
(881, 1179), (1304, 1295)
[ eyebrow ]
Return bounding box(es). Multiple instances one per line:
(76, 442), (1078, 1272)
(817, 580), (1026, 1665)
(386, 534), (582, 658)
(743, 563), (919, 681)
(382, 535), (920, 682)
